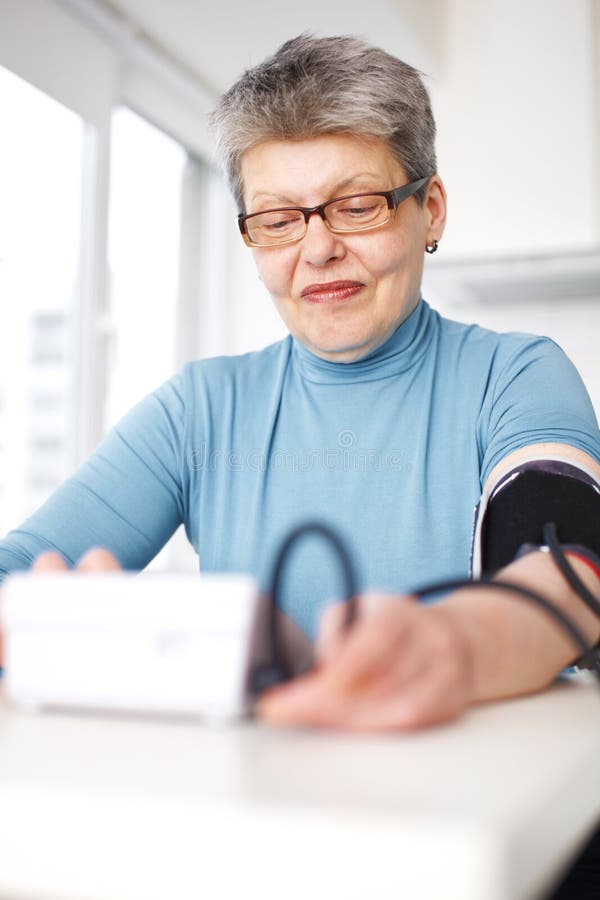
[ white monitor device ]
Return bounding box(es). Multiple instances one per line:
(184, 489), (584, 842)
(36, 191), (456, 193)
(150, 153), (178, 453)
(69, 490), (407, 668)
(1, 572), (261, 723)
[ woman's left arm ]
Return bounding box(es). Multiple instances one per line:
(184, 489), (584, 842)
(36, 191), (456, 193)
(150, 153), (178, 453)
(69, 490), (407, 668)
(257, 444), (600, 731)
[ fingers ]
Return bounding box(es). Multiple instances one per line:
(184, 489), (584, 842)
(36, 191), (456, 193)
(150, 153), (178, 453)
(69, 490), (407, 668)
(314, 601), (351, 663)
(32, 552), (69, 572)
(258, 663), (432, 731)
(314, 593), (386, 664)
(258, 598), (475, 732)
(318, 595), (415, 692)
(31, 548), (122, 573)
(75, 548), (121, 572)
(258, 632), (425, 730)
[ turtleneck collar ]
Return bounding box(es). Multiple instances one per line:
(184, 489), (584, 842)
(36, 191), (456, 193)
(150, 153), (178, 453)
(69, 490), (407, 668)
(291, 296), (435, 385)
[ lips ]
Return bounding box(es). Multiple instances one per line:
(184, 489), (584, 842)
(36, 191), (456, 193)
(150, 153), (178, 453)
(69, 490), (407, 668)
(300, 280), (365, 304)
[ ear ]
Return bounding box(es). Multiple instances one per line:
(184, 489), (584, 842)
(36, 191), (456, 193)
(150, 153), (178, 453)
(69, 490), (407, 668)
(424, 175), (447, 244)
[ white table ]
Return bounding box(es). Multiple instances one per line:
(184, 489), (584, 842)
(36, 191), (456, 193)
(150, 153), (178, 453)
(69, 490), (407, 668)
(0, 677), (599, 900)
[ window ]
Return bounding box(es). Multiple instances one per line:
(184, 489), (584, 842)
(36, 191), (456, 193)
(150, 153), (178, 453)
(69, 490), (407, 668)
(0, 65), (86, 533)
(0, 1), (224, 572)
(105, 107), (188, 428)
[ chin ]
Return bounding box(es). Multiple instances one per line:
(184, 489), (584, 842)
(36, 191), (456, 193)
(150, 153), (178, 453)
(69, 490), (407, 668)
(306, 332), (376, 362)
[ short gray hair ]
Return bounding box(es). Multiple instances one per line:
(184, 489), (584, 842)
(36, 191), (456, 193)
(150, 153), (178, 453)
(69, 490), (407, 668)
(209, 34), (437, 211)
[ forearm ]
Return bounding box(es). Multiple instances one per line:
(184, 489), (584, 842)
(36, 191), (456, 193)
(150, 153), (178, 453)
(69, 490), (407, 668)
(443, 552), (600, 703)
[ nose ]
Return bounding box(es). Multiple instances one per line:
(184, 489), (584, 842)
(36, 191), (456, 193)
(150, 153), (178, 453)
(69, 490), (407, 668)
(300, 211), (346, 267)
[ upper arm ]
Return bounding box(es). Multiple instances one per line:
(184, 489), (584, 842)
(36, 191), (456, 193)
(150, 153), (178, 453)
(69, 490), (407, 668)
(480, 336), (600, 488)
(472, 338), (600, 576)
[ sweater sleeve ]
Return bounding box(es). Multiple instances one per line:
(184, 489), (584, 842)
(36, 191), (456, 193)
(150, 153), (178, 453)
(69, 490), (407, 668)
(0, 371), (190, 580)
(479, 336), (600, 487)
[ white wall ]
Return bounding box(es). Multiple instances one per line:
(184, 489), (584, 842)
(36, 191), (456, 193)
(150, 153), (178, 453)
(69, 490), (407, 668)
(419, 0), (600, 414)
(426, 0), (599, 258)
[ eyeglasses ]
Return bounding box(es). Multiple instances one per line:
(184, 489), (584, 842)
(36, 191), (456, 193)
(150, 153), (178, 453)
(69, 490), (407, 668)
(237, 176), (431, 247)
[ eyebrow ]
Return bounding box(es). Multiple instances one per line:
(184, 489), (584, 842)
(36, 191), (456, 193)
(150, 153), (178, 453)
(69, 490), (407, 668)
(249, 172), (386, 208)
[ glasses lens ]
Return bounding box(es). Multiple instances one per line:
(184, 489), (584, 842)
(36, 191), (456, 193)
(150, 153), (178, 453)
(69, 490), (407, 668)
(245, 209), (305, 245)
(326, 194), (389, 232)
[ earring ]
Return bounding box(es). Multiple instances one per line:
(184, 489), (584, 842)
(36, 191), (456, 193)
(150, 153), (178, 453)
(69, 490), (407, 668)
(425, 239), (439, 255)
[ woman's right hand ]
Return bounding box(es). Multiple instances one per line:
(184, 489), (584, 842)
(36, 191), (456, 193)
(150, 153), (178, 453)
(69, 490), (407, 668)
(0, 548), (121, 669)
(30, 547), (122, 575)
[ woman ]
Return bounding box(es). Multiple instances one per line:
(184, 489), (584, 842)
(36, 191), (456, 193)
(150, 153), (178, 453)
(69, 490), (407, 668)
(1, 35), (600, 736)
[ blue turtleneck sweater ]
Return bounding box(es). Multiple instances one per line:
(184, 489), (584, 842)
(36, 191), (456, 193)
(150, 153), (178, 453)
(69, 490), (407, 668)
(1, 299), (599, 637)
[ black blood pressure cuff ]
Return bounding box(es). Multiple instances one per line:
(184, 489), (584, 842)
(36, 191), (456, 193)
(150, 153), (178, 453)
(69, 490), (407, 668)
(470, 458), (600, 671)
(471, 458), (600, 578)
